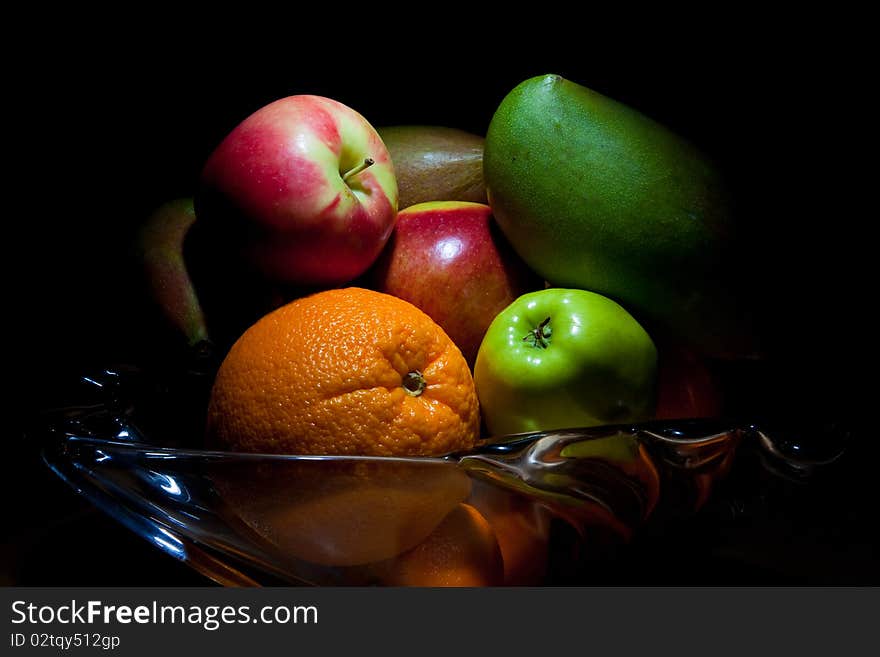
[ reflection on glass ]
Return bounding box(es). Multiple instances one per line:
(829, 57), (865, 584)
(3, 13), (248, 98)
(38, 367), (847, 586)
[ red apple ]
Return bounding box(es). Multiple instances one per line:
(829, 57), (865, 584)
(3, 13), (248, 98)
(196, 95), (398, 286)
(371, 201), (542, 367)
(654, 341), (723, 419)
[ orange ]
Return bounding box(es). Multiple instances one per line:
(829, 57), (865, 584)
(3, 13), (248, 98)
(366, 503), (504, 586)
(468, 480), (551, 586)
(212, 459), (473, 568)
(207, 287), (481, 457)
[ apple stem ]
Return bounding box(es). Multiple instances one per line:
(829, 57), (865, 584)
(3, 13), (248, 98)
(523, 317), (552, 349)
(342, 157), (375, 183)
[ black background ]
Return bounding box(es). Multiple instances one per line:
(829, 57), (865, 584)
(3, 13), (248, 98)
(6, 23), (873, 585)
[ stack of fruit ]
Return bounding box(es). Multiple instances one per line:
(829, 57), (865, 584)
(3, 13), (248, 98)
(138, 75), (753, 585)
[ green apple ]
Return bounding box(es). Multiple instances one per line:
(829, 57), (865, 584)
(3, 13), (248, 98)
(474, 288), (657, 437)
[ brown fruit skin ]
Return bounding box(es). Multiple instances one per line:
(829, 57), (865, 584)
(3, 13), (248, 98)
(377, 126), (487, 210)
(136, 198), (210, 347)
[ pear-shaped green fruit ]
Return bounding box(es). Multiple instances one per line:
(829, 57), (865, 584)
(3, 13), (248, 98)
(377, 126), (487, 211)
(136, 198), (210, 348)
(484, 75), (756, 359)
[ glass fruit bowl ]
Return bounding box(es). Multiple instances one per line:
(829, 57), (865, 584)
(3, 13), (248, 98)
(35, 364), (850, 586)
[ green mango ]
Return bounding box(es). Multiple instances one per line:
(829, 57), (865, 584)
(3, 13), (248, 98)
(484, 75), (757, 359)
(377, 126), (487, 211)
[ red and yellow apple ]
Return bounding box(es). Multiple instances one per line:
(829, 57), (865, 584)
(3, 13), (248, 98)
(371, 201), (542, 367)
(196, 95), (398, 286)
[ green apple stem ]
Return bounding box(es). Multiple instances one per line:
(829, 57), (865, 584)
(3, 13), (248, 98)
(523, 317), (552, 349)
(342, 157), (375, 183)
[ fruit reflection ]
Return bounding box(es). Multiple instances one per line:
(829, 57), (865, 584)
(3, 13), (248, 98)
(468, 479), (551, 585)
(210, 458), (471, 568)
(355, 503), (504, 587)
